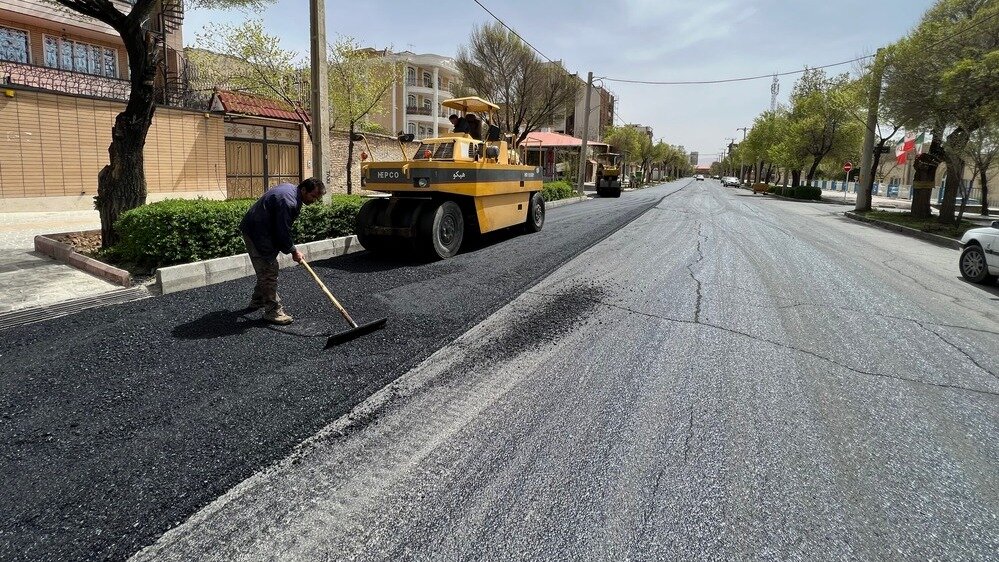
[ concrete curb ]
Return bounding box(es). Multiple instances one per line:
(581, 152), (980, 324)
(844, 211), (962, 250)
(155, 235), (364, 295)
(545, 195), (589, 209)
(34, 232), (132, 287)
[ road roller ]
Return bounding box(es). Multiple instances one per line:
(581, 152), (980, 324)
(595, 152), (622, 198)
(355, 97), (545, 260)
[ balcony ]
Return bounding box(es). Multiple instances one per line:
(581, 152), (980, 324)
(1, 60), (130, 101)
(406, 105), (432, 116)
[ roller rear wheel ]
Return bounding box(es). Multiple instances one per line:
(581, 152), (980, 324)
(524, 192), (545, 233)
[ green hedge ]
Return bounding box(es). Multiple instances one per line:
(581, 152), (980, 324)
(112, 195), (364, 269)
(541, 180), (577, 202)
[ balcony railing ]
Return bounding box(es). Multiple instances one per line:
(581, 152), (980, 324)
(1, 60), (131, 101)
(1, 59), (208, 109)
(406, 105), (433, 115)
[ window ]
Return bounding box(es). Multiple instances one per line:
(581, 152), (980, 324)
(407, 94), (416, 108)
(422, 98), (431, 111)
(423, 72), (432, 88)
(407, 123), (416, 135)
(0, 26), (29, 64)
(44, 35), (120, 77)
(406, 66), (416, 85)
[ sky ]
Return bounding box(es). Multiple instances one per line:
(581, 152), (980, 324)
(184, 0), (936, 165)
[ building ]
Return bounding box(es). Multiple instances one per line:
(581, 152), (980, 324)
(520, 130), (608, 182)
(548, 73), (614, 142)
(688, 151), (699, 166)
(0, 0), (235, 211)
(368, 50), (459, 141)
(628, 124), (653, 141)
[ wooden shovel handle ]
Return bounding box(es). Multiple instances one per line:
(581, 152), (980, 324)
(299, 259), (358, 328)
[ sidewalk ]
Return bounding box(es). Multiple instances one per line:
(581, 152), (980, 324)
(0, 210), (120, 314)
(820, 188), (997, 227)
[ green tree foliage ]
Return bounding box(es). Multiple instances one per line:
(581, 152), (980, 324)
(51, 0), (271, 247)
(327, 38), (399, 193)
(456, 22), (581, 145)
(787, 68), (863, 186)
(881, 0), (999, 222)
(193, 20), (311, 135)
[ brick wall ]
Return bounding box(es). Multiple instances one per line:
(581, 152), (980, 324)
(328, 130), (418, 194)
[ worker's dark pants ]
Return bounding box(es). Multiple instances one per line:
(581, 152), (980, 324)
(242, 235), (282, 314)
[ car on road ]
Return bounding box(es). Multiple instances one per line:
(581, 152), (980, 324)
(959, 220), (999, 284)
(695, 174), (705, 181)
(722, 176), (741, 187)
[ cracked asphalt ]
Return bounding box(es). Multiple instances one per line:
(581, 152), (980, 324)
(0, 181), (678, 561)
(136, 181), (997, 561)
(3, 180), (997, 560)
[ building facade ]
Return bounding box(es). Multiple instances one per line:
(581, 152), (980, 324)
(369, 51), (459, 141)
(549, 75), (615, 143)
(0, 0), (229, 211)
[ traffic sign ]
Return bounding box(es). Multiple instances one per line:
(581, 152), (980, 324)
(843, 161), (853, 172)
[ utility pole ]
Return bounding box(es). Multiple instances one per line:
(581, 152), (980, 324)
(737, 126), (748, 183)
(310, 0), (331, 197)
(575, 71), (593, 195)
(856, 48), (883, 212)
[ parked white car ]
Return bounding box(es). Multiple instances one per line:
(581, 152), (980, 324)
(695, 174), (705, 181)
(722, 176), (741, 187)
(959, 220), (999, 284)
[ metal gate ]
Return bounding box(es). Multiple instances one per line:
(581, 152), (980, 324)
(225, 125), (301, 199)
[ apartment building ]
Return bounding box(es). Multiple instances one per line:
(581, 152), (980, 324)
(628, 124), (654, 141)
(0, 0), (228, 211)
(549, 75), (615, 142)
(368, 51), (459, 140)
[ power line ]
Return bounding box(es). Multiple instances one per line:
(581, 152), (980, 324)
(471, 0), (558, 65)
(598, 55), (874, 85)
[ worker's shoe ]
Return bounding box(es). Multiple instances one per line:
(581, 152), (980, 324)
(245, 299), (266, 311)
(264, 310), (293, 325)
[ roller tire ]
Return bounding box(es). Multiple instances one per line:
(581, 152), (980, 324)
(420, 200), (464, 259)
(524, 192), (545, 233)
(356, 198), (392, 253)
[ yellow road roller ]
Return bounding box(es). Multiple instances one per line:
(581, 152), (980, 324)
(595, 152), (622, 198)
(356, 97), (545, 259)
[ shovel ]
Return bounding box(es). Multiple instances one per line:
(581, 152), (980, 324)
(299, 258), (387, 348)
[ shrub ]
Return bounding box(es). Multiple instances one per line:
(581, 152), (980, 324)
(541, 180), (577, 202)
(113, 195), (364, 269)
(751, 182), (769, 194)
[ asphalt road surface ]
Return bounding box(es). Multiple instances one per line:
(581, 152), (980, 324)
(6, 180), (999, 560)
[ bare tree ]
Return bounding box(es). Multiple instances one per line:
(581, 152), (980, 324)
(456, 22), (579, 146)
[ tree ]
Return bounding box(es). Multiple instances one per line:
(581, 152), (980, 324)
(962, 123), (999, 216)
(53, 0), (269, 247)
(881, 0), (999, 223)
(327, 38), (398, 194)
(603, 125), (644, 180)
(456, 22), (580, 145)
(787, 68), (862, 187)
(193, 20), (311, 137)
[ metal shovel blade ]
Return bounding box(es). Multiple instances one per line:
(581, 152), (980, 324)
(324, 317), (388, 348)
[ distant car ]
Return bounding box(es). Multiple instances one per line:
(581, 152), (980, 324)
(959, 221), (999, 284)
(722, 177), (741, 187)
(711, 175), (720, 180)
(695, 174), (705, 181)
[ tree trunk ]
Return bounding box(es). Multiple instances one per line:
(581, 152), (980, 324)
(791, 169), (802, 188)
(346, 122), (355, 195)
(805, 156), (822, 185)
(861, 141), (886, 211)
(96, 22), (159, 248)
(938, 127), (969, 225)
(980, 169), (990, 216)
(911, 134), (944, 219)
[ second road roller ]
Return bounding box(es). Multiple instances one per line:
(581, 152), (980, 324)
(355, 97), (545, 260)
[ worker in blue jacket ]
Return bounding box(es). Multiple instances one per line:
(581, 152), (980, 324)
(239, 178), (325, 325)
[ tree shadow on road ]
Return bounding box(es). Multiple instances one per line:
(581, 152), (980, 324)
(171, 309), (266, 339)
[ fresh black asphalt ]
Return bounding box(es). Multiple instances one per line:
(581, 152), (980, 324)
(0, 182), (685, 561)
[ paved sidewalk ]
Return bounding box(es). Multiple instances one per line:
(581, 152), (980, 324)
(0, 211), (119, 314)
(820, 189), (997, 226)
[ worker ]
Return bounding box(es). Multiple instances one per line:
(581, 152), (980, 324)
(239, 177), (326, 325)
(465, 113), (483, 140)
(450, 114), (470, 134)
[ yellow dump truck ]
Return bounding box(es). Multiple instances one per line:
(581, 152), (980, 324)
(356, 97), (545, 259)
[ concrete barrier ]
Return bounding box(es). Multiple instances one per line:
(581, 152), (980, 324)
(155, 235), (363, 295)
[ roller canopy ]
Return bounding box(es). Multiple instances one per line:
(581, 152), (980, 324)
(442, 97), (500, 113)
